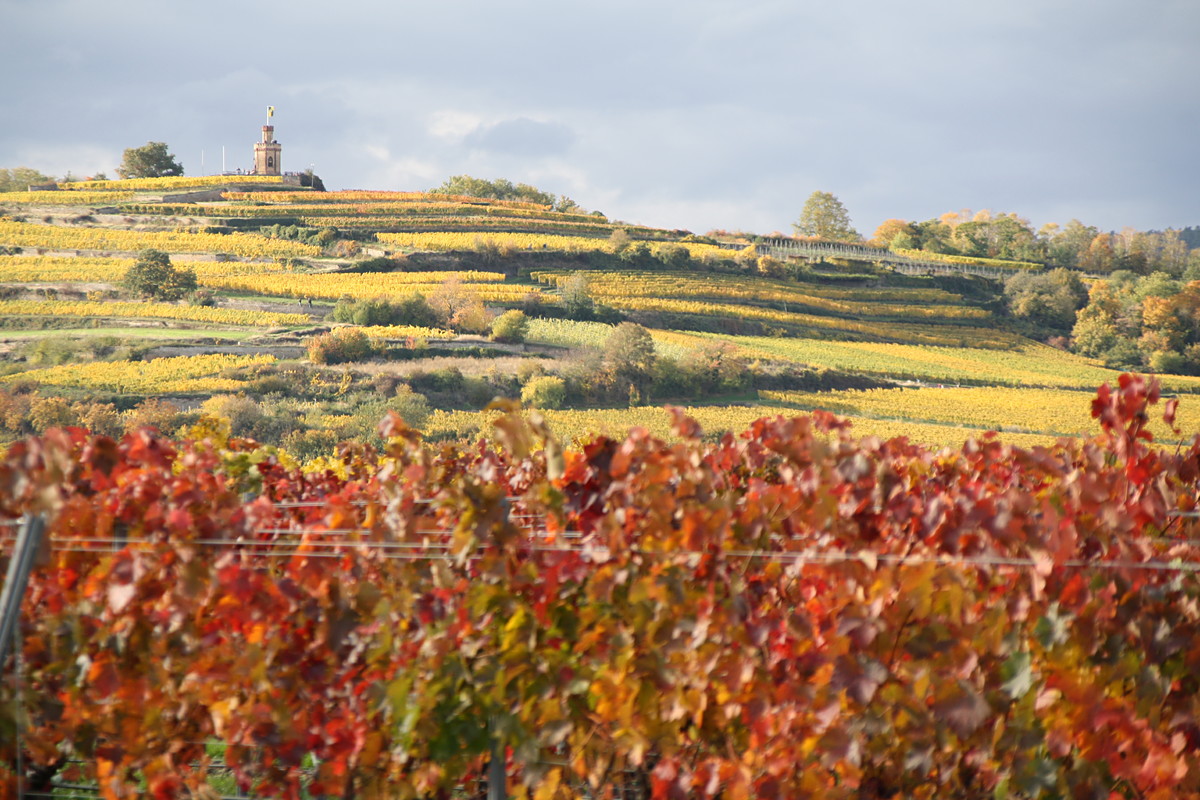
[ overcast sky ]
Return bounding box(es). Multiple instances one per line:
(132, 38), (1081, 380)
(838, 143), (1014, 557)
(2, 0), (1197, 237)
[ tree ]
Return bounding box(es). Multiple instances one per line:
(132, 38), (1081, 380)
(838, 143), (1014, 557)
(430, 175), (556, 206)
(427, 277), (477, 326)
(1004, 268), (1088, 334)
(869, 219), (915, 249)
(116, 142), (183, 179)
(122, 249), (197, 301)
(561, 273), (595, 320)
(604, 322), (656, 379)
(0, 167), (55, 191)
(1079, 233), (1118, 273)
(1042, 219), (1098, 270)
(793, 191), (860, 242)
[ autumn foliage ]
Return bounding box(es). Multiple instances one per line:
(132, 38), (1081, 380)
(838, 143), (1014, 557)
(3, 375), (1200, 799)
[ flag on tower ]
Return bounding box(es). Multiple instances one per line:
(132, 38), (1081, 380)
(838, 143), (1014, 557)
(267, 106), (275, 118)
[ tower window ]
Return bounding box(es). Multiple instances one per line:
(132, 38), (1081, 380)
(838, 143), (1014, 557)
(267, 157), (274, 168)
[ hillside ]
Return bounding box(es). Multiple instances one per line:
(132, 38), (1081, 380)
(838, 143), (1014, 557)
(5, 176), (1200, 800)
(0, 175), (1192, 456)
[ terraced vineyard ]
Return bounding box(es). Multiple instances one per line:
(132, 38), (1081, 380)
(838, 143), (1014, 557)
(687, 334), (1200, 390)
(199, 270), (538, 302)
(0, 353), (275, 394)
(0, 218), (320, 258)
(0, 255), (290, 282)
(763, 385), (1200, 441)
(0, 173), (1193, 457)
(531, 268), (978, 311)
(0, 299), (310, 327)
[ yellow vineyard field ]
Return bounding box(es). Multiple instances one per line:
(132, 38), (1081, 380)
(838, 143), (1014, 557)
(0, 191), (136, 205)
(608, 297), (1010, 346)
(531, 270), (988, 319)
(0, 256), (287, 283)
(223, 191), (548, 210)
(0, 353), (276, 394)
(337, 218), (620, 235)
(695, 334), (1200, 393)
(532, 269), (965, 306)
(59, 175), (286, 192)
(139, 201), (601, 226)
(0, 219), (320, 259)
(198, 271), (535, 302)
(525, 318), (694, 360)
(760, 385), (1200, 441)
(355, 325), (456, 339)
(376, 232), (748, 261)
(525, 318), (619, 350)
(0, 299), (309, 327)
(422, 404), (1059, 450)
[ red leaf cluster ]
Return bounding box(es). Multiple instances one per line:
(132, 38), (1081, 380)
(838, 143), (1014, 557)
(2, 375), (1200, 799)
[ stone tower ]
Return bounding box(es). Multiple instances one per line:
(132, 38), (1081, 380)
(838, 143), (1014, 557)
(253, 107), (282, 175)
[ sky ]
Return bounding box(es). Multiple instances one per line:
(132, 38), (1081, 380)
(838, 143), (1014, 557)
(2, 0), (1198, 238)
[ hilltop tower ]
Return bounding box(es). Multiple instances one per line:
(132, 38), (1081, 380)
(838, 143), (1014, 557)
(253, 106), (282, 176)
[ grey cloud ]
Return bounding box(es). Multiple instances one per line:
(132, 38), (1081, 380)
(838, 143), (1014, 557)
(464, 118), (575, 157)
(1, 0), (1197, 236)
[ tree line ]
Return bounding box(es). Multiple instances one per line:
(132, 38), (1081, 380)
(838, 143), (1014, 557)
(0, 143), (185, 190)
(793, 191), (1198, 277)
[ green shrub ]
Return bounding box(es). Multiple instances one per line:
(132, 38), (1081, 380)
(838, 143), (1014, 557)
(189, 289), (218, 307)
(331, 294), (439, 328)
(201, 394), (263, 438)
(307, 328), (376, 364)
(122, 249), (198, 301)
(657, 244), (692, 269)
(521, 375), (567, 409)
(618, 242), (651, 265)
(1149, 350), (1190, 375)
(490, 310), (529, 344)
(282, 428), (341, 461)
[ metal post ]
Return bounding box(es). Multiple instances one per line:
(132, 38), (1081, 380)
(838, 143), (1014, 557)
(0, 515), (45, 666)
(487, 732), (506, 800)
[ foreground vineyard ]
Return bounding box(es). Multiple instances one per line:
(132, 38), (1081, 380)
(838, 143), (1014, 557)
(3, 376), (1200, 799)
